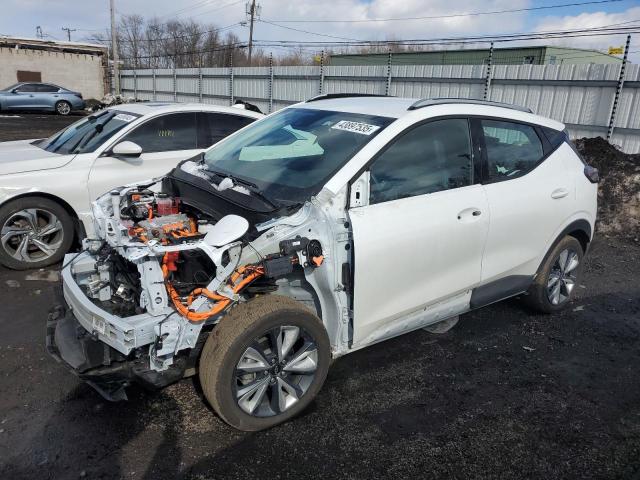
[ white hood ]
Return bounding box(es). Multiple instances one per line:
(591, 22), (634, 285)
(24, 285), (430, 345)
(0, 139), (74, 176)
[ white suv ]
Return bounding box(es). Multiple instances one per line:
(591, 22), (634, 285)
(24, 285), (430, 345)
(48, 95), (598, 431)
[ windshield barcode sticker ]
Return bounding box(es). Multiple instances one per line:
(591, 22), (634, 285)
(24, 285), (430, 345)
(331, 120), (381, 135)
(114, 113), (137, 122)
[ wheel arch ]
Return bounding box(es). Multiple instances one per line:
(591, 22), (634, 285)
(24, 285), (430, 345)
(0, 192), (85, 245)
(272, 270), (324, 320)
(566, 222), (591, 254)
(536, 218), (592, 276)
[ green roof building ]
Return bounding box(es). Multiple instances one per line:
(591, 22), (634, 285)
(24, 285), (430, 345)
(329, 45), (623, 66)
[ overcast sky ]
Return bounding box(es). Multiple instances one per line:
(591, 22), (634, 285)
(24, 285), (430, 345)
(1, 0), (638, 60)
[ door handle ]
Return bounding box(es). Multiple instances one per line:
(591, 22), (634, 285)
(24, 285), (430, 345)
(551, 188), (569, 199)
(457, 208), (482, 220)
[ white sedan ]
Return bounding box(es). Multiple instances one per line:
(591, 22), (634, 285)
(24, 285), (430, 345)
(0, 102), (262, 269)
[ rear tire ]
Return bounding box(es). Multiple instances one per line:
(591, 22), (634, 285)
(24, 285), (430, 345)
(524, 236), (584, 314)
(0, 197), (74, 270)
(199, 295), (331, 431)
(55, 101), (71, 116)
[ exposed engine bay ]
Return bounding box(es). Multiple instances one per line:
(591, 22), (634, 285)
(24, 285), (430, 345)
(62, 171), (349, 387)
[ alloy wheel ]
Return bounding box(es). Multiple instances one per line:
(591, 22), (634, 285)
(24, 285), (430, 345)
(234, 325), (319, 417)
(1, 208), (64, 263)
(57, 102), (71, 115)
(546, 248), (579, 305)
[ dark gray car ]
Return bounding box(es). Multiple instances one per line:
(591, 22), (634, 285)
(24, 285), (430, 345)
(0, 82), (85, 115)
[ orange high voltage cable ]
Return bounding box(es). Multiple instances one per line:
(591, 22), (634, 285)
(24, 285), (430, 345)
(164, 254), (264, 322)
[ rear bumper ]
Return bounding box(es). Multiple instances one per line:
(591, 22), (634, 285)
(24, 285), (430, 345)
(46, 291), (188, 401)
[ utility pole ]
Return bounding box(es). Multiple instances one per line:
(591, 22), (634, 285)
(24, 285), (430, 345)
(61, 27), (76, 42)
(246, 0), (260, 66)
(36, 26), (44, 39)
(110, 0), (120, 94)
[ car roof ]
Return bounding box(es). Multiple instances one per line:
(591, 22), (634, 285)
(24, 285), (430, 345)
(107, 102), (264, 119)
(14, 81), (62, 87)
(294, 96), (565, 130)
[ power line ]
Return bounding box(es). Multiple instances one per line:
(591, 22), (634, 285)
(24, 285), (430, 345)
(259, 19), (362, 42)
(161, 0), (244, 20)
(157, 0), (218, 19)
(263, 0), (625, 24)
(252, 24), (640, 48)
(256, 20), (640, 47)
(112, 0), (244, 33)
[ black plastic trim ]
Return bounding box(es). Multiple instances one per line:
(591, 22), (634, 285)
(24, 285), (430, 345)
(470, 275), (534, 309)
(47, 299), (193, 402)
(408, 98), (532, 113)
(306, 93), (392, 103)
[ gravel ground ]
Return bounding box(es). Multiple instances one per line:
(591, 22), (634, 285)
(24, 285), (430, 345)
(0, 114), (639, 480)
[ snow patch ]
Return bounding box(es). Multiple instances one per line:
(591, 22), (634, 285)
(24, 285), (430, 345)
(180, 161), (210, 180)
(180, 160), (251, 195)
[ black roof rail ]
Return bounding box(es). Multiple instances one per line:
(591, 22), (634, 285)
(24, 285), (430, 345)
(408, 98), (532, 113)
(306, 93), (392, 103)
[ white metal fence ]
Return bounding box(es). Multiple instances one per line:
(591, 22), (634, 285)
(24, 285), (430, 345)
(119, 62), (640, 154)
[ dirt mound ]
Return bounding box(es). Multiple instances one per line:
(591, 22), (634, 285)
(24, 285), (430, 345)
(574, 137), (640, 240)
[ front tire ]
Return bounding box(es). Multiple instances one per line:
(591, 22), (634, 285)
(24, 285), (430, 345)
(524, 235), (584, 313)
(0, 197), (74, 270)
(199, 295), (331, 431)
(55, 100), (71, 116)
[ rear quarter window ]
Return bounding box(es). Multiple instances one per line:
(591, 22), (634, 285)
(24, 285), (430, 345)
(481, 119), (544, 181)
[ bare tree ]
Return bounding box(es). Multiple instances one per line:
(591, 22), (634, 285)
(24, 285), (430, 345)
(85, 13), (373, 68)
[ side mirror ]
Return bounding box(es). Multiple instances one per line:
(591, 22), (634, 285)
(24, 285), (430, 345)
(112, 141), (142, 158)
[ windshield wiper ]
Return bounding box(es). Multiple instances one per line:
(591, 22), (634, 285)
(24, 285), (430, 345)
(204, 168), (278, 209)
(205, 168), (258, 189)
(71, 122), (105, 153)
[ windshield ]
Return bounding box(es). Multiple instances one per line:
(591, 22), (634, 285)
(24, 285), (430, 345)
(203, 107), (393, 203)
(38, 110), (141, 154)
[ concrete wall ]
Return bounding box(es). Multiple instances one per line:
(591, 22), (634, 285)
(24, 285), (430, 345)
(0, 47), (105, 99)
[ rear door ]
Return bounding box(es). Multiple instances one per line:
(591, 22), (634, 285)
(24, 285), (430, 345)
(349, 118), (490, 346)
(476, 118), (575, 285)
(197, 112), (256, 148)
(87, 112), (200, 200)
(34, 84), (60, 108)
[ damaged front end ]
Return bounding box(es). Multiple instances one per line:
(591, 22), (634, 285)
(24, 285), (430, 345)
(47, 166), (346, 401)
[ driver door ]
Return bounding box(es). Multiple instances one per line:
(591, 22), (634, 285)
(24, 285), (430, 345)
(348, 118), (490, 347)
(87, 112), (200, 200)
(5, 83), (39, 109)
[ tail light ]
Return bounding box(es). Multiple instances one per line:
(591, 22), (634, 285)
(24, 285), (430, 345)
(74, 93), (83, 99)
(584, 165), (599, 184)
